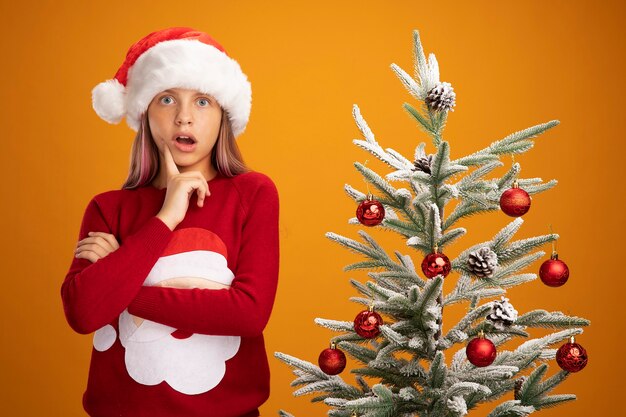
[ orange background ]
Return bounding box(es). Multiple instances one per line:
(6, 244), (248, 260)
(1, 1), (623, 416)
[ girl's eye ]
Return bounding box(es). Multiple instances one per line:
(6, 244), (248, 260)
(160, 96), (174, 105)
(198, 98), (210, 107)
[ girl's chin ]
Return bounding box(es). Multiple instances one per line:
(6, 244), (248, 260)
(171, 155), (211, 170)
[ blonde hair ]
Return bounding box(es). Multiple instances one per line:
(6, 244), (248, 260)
(121, 110), (249, 189)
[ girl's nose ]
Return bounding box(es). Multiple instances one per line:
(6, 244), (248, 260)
(175, 106), (193, 125)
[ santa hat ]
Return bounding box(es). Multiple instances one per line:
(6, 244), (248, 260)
(91, 27), (251, 137)
(143, 227), (235, 288)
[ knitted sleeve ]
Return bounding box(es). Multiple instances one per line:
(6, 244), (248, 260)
(127, 178), (280, 337)
(61, 196), (173, 334)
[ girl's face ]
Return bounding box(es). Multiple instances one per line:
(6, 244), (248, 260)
(147, 88), (222, 173)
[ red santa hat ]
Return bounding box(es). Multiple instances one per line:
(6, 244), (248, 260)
(143, 227), (235, 288)
(91, 27), (252, 137)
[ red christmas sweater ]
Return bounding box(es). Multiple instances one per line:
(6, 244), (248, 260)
(61, 170), (280, 417)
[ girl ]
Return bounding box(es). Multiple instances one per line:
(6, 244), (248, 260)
(61, 27), (280, 417)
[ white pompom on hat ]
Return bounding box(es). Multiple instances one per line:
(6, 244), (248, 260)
(91, 27), (252, 138)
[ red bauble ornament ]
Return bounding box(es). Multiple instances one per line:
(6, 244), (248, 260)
(539, 251), (569, 287)
(421, 250), (451, 278)
(466, 332), (497, 367)
(318, 343), (347, 375)
(499, 181), (531, 217)
(356, 195), (385, 226)
(556, 336), (588, 372)
(354, 308), (384, 338)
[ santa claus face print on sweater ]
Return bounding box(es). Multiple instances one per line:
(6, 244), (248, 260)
(91, 227), (241, 395)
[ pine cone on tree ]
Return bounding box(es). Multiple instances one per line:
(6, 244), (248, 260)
(514, 376), (527, 400)
(467, 247), (498, 278)
(412, 154), (434, 174)
(425, 81), (456, 112)
(487, 296), (518, 330)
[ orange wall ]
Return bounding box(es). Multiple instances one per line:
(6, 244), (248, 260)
(1, 0), (622, 416)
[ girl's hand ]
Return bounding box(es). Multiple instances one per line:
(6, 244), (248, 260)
(75, 231), (120, 263)
(156, 139), (210, 230)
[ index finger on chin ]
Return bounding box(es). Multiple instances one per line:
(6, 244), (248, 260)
(161, 140), (180, 178)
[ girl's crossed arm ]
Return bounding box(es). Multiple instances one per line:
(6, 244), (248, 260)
(127, 179), (280, 338)
(61, 197), (173, 334)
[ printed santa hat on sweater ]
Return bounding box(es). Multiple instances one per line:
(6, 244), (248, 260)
(93, 227), (241, 395)
(91, 26), (252, 137)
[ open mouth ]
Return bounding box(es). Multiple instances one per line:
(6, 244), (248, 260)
(175, 135), (196, 144)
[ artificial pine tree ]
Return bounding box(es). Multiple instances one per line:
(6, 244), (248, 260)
(274, 29), (590, 417)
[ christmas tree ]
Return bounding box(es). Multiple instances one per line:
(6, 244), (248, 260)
(274, 30), (590, 417)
